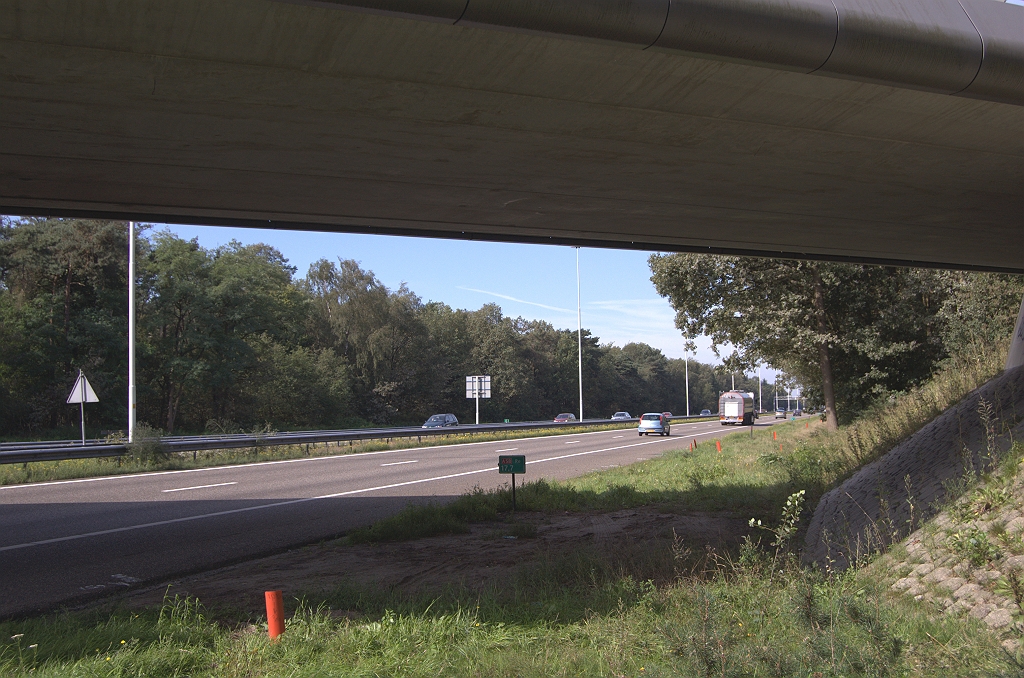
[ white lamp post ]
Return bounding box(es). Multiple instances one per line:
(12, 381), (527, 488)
(576, 247), (583, 422)
(128, 220), (136, 443)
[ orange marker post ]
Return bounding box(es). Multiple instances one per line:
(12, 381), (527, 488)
(773, 430), (777, 441)
(266, 590), (285, 640)
(716, 440), (722, 453)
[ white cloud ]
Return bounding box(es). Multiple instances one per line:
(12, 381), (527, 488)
(457, 287), (575, 314)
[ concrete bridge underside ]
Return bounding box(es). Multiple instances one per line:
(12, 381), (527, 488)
(0, 0), (1022, 270)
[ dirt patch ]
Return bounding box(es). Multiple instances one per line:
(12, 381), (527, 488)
(120, 507), (750, 619)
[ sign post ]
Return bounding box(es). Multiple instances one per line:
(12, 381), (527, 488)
(498, 454), (526, 512)
(67, 369), (100, 445)
(466, 375), (491, 425)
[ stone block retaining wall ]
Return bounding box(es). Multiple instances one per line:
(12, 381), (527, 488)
(803, 365), (1024, 571)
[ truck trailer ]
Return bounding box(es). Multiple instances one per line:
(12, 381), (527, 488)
(719, 390), (755, 426)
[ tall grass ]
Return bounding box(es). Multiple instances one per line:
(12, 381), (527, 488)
(781, 342), (1007, 496)
(348, 421), (822, 544)
(0, 549), (1014, 676)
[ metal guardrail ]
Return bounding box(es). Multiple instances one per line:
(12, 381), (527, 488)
(0, 414), (716, 465)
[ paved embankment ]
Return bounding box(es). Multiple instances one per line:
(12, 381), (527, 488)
(804, 365), (1024, 571)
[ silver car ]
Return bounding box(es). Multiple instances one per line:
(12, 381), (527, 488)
(638, 412), (670, 436)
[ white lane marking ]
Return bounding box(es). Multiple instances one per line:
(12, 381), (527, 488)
(565, 441), (580, 444)
(0, 426), (636, 491)
(380, 460), (418, 467)
(0, 438), (677, 553)
(162, 482), (236, 493)
(612, 435), (623, 439)
(495, 448), (518, 453)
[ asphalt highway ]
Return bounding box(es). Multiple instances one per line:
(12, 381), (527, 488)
(0, 417), (782, 617)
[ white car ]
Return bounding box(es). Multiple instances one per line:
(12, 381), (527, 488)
(611, 411), (631, 420)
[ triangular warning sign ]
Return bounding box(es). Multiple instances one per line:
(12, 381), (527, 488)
(67, 371), (100, 404)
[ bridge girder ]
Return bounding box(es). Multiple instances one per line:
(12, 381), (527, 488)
(0, 0), (1021, 270)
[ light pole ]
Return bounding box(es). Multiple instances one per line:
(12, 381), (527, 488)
(758, 365), (762, 413)
(685, 352), (690, 417)
(128, 220), (136, 443)
(576, 247), (583, 422)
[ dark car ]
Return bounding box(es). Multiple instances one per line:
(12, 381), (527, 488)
(700, 409), (712, 416)
(554, 413), (577, 423)
(422, 413), (459, 428)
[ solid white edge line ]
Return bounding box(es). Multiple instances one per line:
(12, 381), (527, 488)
(0, 437), (678, 552)
(162, 482), (237, 493)
(380, 460), (419, 467)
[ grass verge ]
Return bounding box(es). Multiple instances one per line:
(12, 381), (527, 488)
(348, 420), (820, 544)
(1, 467), (1016, 676)
(781, 343), (1007, 496)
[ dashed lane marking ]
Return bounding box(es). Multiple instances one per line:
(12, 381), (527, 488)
(0, 438), (676, 553)
(162, 482), (236, 493)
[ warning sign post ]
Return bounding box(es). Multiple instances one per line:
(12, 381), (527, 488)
(67, 369), (99, 445)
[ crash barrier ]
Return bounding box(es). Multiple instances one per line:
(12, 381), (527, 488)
(0, 415), (717, 465)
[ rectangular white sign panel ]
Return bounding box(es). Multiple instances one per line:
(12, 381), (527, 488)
(466, 375), (491, 399)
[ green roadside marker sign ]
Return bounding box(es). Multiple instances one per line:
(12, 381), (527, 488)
(498, 455), (526, 474)
(498, 454), (526, 512)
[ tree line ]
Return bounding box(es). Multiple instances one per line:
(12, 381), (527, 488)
(0, 218), (760, 437)
(650, 254), (1024, 428)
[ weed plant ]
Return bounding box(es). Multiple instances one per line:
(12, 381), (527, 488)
(763, 342), (1006, 502)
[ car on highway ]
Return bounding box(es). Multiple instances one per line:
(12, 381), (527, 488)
(638, 412), (671, 436)
(775, 408), (787, 419)
(662, 411), (673, 419)
(611, 411), (631, 420)
(422, 413), (459, 428)
(700, 409), (712, 416)
(554, 413), (577, 423)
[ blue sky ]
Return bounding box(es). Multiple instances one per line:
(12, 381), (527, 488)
(160, 223), (769, 377)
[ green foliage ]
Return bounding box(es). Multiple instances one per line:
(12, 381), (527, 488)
(937, 270), (1024, 361)
(648, 253), (1009, 427)
(777, 342), (1006, 495)
(947, 526), (1002, 566)
(124, 423), (169, 465)
(0, 217), (128, 433)
(0, 218), (754, 438)
(749, 489), (806, 549)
